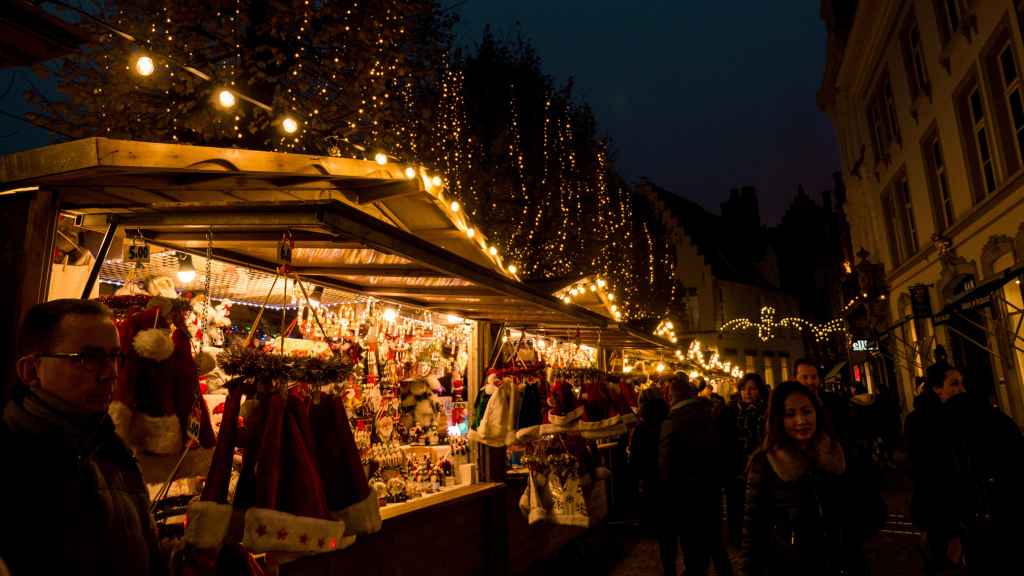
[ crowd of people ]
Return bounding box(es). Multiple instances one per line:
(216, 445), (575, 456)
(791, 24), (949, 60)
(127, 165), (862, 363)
(630, 351), (1023, 576)
(1, 299), (1022, 575)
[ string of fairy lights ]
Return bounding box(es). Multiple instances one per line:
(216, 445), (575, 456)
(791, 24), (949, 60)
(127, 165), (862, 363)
(43, 2), (689, 322)
(720, 306), (847, 343)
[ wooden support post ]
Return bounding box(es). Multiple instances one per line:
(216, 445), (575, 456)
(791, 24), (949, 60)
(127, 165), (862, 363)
(81, 220), (118, 298)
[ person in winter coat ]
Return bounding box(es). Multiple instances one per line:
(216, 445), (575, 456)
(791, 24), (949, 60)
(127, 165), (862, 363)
(0, 299), (164, 575)
(905, 364), (1023, 575)
(629, 388), (669, 537)
(659, 374), (733, 576)
(723, 373), (768, 545)
(740, 380), (868, 576)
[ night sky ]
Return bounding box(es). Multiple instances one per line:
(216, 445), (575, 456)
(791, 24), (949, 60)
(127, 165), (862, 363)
(455, 0), (841, 224)
(1, 1), (840, 225)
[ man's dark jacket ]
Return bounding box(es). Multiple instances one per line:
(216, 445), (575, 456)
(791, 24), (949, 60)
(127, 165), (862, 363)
(0, 387), (163, 575)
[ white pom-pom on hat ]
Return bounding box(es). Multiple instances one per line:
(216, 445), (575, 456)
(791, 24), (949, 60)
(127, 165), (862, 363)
(133, 328), (175, 361)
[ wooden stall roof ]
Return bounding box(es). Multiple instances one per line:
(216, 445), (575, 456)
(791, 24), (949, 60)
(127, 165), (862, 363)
(0, 139), (673, 347)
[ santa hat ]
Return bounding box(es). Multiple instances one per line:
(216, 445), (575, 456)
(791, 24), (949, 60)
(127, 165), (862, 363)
(186, 391), (358, 554)
(540, 380), (584, 434)
(577, 375), (624, 440)
(309, 395), (381, 536)
(110, 305), (216, 458)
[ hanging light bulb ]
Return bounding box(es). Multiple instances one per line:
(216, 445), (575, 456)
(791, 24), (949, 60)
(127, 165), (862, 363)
(597, 278), (606, 288)
(383, 308), (397, 323)
(608, 293), (615, 301)
(404, 166), (416, 179)
(656, 363), (665, 373)
(489, 246), (497, 256)
(134, 55), (155, 76)
(466, 227), (476, 238)
(431, 176), (443, 188)
(281, 116), (299, 134)
(217, 89), (236, 109)
(561, 296), (571, 304)
(508, 264), (518, 274)
(176, 253), (196, 284)
(375, 152), (388, 165)
(450, 200), (460, 212)
(589, 284), (597, 292)
(308, 285), (324, 308)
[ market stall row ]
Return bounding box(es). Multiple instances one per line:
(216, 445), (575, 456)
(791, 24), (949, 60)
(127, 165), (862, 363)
(1, 138), (683, 575)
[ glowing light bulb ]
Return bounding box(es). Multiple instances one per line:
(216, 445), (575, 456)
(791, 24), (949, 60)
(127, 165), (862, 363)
(431, 176), (443, 188)
(282, 117), (299, 134)
(404, 166), (416, 179)
(446, 314), (463, 324)
(597, 279), (606, 288)
(217, 89), (236, 109)
(489, 246), (497, 256)
(656, 363), (665, 373)
(383, 308), (397, 322)
(690, 370), (700, 380)
(589, 284), (597, 292)
(508, 264), (518, 274)
(450, 201), (460, 212)
(466, 227), (476, 238)
(176, 254), (196, 284)
(623, 365), (633, 374)
(134, 55), (155, 76)
(666, 321), (673, 329)
(608, 293), (615, 301)
(562, 296), (571, 304)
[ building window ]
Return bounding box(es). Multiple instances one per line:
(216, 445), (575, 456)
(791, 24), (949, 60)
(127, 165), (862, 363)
(866, 72), (901, 162)
(780, 356), (790, 381)
(923, 131), (955, 230)
(959, 81), (998, 200)
(902, 17), (930, 99)
(997, 42), (1024, 164)
(881, 173), (919, 266)
(896, 175), (919, 255)
(935, 0), (962, 44)
(763, 356), (776, 386)
(745, 353), (756, 374)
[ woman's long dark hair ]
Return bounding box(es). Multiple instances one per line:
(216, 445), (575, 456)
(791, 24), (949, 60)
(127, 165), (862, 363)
(759, 380), (830, 453)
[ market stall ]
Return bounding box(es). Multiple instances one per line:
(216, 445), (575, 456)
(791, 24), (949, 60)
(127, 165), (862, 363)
(1, 138), (678, 575)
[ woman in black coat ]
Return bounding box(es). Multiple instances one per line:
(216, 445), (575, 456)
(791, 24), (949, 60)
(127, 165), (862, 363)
(739, 381), (867, 576)
(628, 387), (671, 570)
(723, 373), (768, 544)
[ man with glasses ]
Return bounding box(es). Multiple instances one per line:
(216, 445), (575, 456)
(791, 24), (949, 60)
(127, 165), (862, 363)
(0, 299), (163, 575)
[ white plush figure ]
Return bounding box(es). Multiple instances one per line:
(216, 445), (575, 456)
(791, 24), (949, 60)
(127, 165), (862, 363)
(186, 295), (232, 347)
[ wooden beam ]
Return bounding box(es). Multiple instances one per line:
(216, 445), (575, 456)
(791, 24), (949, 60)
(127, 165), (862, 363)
(127, 230), (366, 250)
(356, 181), (421, 204)
(294, 264), (449, 277)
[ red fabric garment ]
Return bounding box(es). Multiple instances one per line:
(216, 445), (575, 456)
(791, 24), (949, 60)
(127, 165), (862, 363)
(281, 395), (331, 520)
(251, 394), (286, 511)
(201, 385), (243, 503)
(308, 396), (371, 512)
(582, 376), (612, 421)
(114, 307), (215, 449)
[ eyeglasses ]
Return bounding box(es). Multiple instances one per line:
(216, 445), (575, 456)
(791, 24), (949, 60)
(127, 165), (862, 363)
(36, 350), (124, 372)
